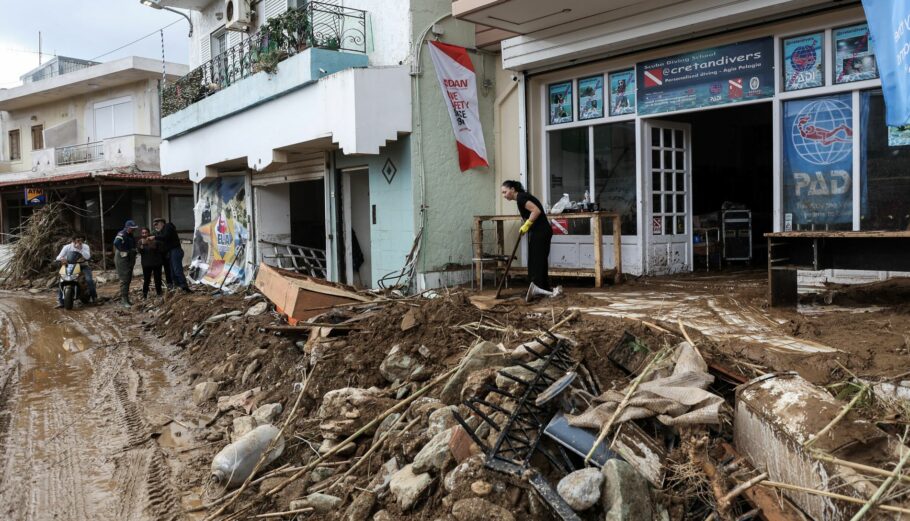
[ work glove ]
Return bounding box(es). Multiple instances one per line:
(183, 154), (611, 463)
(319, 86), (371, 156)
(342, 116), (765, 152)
(519, 219), (534, 235)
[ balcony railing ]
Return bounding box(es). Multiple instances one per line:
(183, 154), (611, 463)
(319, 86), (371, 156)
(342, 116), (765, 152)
(55, 142), (104, 166)
(160, 1), (366, 117)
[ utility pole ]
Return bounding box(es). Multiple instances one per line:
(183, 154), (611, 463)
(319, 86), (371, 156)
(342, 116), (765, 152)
(38, 31), (42, 65)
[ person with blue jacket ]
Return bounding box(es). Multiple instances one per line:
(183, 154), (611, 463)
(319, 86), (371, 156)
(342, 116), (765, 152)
(113, 220), (138, 307)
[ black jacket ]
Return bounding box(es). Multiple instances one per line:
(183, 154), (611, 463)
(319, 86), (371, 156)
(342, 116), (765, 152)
(139, 238), (165, 268)
(155, 222), (182, 253)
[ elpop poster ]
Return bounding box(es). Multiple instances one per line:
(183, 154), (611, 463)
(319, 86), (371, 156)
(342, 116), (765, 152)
(578, 75), (604, 120)
(190, 176), (251, 290)
(636, 37), (774, 115)
(782, 94), (854, 225)
(608, 70), (635, 116)
(783, 33), (824, 91)
(834, 24), (878, 84)
(548, 81), (573, 124)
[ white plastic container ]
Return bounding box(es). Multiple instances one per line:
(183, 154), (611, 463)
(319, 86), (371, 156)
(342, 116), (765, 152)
(211, 424), (285, 488)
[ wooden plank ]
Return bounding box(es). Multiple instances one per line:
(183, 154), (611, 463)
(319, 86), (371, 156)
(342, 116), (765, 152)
(593, 215), (603, 288)
(612, 216), (623, 284)
(766, 231), (910, 238)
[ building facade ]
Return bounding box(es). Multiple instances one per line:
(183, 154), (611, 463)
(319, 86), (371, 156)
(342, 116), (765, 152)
(0, 56), (193, 252)
(457, 0), (909, 280)
(159, 0), (507, 290)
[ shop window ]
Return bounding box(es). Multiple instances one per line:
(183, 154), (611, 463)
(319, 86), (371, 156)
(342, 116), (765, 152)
(169, 194), (195, 231)
(8, 129), (20, 161)
(593, 122), (637, 234)
(782, 94), (854, 231)
(31, 125), (43, 150)
(861, 90), (910, 231)
(548, 127), (589, 234)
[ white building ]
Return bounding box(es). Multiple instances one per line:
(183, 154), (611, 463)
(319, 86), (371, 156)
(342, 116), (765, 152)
(0, 56), (193, 251)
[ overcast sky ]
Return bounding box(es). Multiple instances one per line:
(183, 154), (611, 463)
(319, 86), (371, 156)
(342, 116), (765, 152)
(0, 0), (191, 88)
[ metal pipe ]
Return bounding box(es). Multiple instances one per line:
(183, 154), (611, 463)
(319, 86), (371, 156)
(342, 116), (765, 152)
(98, 183), (106, 271)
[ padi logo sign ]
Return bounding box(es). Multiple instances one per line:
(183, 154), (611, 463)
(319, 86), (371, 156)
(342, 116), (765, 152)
(793, 171), (850, 197)
(790, 98), (853, 165)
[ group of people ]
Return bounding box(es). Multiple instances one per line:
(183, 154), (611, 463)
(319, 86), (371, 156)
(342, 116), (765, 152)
(55, 217), (191, 309)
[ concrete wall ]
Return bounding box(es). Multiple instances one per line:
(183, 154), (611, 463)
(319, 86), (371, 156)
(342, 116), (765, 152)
(0, 79), (161, 174)
(410, 0), (497, 276)
(343, 0), (410, 66)
(335, 137), (413, 288)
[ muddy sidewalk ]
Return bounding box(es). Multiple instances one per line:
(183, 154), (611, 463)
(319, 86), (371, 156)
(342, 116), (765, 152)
(0, 293), (193, 521)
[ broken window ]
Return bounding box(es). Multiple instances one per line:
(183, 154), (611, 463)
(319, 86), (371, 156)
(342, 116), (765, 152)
(860, 89), (910, 231)
(31, 125), (43, 150)
(8, 129), (20, 161)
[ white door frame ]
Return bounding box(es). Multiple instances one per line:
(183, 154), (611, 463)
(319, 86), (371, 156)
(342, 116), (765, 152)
(341, 167), (369, 285)
(642, 119), (693, 275)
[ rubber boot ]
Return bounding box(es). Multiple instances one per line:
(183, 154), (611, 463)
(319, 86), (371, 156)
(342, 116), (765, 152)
(122, 297), (132, 308)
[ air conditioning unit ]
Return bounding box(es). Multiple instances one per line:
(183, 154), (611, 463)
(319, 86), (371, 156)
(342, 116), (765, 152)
(225, 0), (253, 32)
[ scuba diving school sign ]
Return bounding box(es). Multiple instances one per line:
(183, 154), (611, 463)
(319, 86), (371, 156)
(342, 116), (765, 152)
(783, 93), (854, 227)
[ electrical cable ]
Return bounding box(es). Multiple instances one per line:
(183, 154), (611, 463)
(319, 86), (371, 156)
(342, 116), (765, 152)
(90, 18), (183, 61)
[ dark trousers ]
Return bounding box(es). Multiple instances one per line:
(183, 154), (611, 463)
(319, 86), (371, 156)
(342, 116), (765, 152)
(527, 228), (552, 291)
(163, 257), (173, 288)
(143, 265), (163, 297)
(167, 249), (188, 289)
(114, 252), (136, 301)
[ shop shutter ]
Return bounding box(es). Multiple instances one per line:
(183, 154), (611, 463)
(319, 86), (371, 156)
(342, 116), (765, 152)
(251, 151), (327, 186)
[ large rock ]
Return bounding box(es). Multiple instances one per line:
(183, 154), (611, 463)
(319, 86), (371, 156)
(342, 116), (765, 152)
(253, 403), (283, 424)
(602, 459), (654, 521)
(389, 464), (432, 511)
(380, 345), (421, 383)
(318, 387), (394, 439)
(495, 358), (564, 391)
(368, 457), (399, 495)
(427, 405), (458, 438)
(241, 359), (261, 385)
(193, 381), (220, 405)
(412, 427), (453, 473)
(346, 490), (376, 521)
(232, 416), (257, 439)
(440, 341), (508, 404)
(557, 468), (603, 511)
(290, 493), (342, 514)
(451, 498), (515, 521)
(246, 301), (268, 316)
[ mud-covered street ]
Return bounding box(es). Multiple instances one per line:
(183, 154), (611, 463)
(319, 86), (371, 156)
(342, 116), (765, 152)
(0, 293), (191, 521)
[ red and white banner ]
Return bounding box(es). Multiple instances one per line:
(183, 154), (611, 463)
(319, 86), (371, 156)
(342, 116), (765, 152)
(427, 41), (489, 172)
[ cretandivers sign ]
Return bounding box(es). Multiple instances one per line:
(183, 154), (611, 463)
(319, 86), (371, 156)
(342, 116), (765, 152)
(637, 37), (775, 115)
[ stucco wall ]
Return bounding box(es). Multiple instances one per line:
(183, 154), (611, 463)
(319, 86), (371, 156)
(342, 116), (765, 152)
(343, 0), (410, 66)
(410, 0), (496, 274)
(335, 137), (413, 287)
(0, 79), (161, 173)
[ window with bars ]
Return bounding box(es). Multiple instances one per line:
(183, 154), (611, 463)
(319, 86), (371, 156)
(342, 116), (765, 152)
(31, 125), (43, 150)
(8, 130), (20, 161)
(650, 127), (687, 236)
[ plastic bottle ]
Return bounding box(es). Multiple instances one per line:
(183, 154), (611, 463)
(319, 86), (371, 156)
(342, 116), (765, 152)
(211, 424), (285, 488)
(583, 190), (590, 204)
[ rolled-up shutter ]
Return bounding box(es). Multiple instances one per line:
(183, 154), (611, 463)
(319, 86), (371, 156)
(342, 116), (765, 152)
(251, 151), (326, 186)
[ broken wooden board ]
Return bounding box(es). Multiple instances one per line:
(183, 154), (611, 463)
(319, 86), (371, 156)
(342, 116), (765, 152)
(611, 421), (667, 488)
(255, 262), (371, 324)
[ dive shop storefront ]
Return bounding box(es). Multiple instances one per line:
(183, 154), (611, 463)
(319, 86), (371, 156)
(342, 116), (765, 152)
(523, 5), (906, 276)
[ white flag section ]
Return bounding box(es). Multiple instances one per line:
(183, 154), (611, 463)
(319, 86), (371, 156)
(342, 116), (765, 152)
(427, 40), (489, 172)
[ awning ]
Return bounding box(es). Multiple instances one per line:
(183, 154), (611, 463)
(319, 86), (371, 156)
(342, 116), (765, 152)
(0, 171), (191, 190)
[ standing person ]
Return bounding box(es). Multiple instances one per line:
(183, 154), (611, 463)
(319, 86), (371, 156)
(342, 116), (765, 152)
(54, 234), (97, 308)
(138, 227), (164, 299)
(153, 217), (191, 293)
(500, 180), (559, 301)
(113, 220), (139, 307)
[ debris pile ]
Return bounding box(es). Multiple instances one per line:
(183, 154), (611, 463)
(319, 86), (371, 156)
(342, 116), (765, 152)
(145, 270), (910, 521)
(0, 201), (76, 286)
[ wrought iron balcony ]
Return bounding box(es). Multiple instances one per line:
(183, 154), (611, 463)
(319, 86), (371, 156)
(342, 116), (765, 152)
(160, 1), (366, 117)
(55, 142), (104, 166)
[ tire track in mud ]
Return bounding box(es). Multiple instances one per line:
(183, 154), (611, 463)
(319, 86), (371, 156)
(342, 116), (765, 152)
(0, 294), (186, 520)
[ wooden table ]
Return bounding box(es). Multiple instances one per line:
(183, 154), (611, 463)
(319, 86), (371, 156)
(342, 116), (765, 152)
(472, 211), (623, 289)
(766, 230), (910, 306)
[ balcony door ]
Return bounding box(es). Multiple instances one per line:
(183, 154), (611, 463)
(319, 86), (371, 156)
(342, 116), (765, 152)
(93, 96), (133, 141)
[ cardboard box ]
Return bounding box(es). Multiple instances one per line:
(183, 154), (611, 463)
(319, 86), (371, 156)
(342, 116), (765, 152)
(255, 262), (371, 324)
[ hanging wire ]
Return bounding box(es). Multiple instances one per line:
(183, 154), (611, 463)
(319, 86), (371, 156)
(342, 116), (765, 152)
(160, 29), (167, 84)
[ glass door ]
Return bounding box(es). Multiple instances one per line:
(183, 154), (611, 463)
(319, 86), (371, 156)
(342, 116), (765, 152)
(644, 120), (692, 274)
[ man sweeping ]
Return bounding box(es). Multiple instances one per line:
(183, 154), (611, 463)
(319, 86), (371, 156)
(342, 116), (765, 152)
(113, 220), (138, 307)
(500, 180), (561, 301)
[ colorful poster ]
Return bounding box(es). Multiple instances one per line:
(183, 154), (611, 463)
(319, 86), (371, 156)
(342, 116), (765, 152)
(578, 75), (604, 120)
(549, 81), (573, 124)
(608, 70), (635, 116)
(783, 33), (825, 91)
(636, 37), (774, 115)
(783, 94), (854, 225)
(861, 0), (910, 126)
(834, 24), (878, 84)
(427, 41), (489, 171)
(190, 176), (251, 290)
